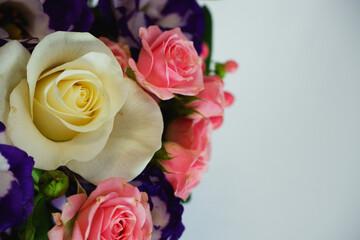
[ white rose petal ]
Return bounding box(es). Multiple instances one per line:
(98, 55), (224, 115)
(0, 40), (30, 144)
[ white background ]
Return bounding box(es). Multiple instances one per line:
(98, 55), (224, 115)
(182, 1), (360, 240)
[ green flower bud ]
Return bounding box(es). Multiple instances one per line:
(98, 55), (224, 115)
(38, 170), (69, 199)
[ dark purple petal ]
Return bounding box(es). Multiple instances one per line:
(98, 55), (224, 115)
(131, 165), (185, 240)
(0, 122), (5, 133)
(43, 0), (94, 32)
(0, 144), (34, 231)
(0, 181), (23, 231)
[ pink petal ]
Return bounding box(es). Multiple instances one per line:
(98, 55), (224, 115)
(62, 194), (87, 222)
(48, 225), (65, 240)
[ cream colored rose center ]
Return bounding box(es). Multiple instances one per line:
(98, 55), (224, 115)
(33, 69), (110, 142)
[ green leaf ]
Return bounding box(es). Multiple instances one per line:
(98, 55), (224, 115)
(17, 194), (53, 240)
(18, 225), (35, 240)
(202, 6), (213, 73)
(32, 195), (53, 240)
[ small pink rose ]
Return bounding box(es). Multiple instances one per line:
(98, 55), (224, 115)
(187, 75), (225, 120)
(187, 75), (234, 129)
(48, 178), (152, 240)
(161, 118), (212, 200)
(99, 37), (131, 72)
(129, 26), (204, 100)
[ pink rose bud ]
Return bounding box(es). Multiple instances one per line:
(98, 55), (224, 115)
(129, 25), (204, 100)
(200, 42), (209, 60)
(224, 60), (238, 73)
(201, 61), (206, 73)
(224, 91), (235, 107)
(48, 178), (153, 240)
(99, 36), (131, 72)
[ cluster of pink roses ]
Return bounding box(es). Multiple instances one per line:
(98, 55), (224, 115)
(48, 25), (236, 239)
(113, 25), (235, 200)
(128, 26), (235, 200)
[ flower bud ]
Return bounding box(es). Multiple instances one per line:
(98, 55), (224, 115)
(224, 60), (238, 73)
(200, 42), (209, 60)
(38, 170), (69, 199)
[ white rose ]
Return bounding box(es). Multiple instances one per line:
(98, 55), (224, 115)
(0, 31), (163, 184)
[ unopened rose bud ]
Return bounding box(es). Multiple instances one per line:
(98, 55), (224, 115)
(224, 60), (238, 73)
(200, 42), (209, 60)
(39, 170), (69, 199)
(224, 91), (235, 107)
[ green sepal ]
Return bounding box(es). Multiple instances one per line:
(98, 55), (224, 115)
(32, 168), (44, 192)
(124, 67), (137, 82)
(153, 145), (172, 161)
(215, 63), (226, 78)
(159, 95), (204, 126)
(73, 176), (87, 195)
(150, 146), (172, 173)
(173, 95), (202, 104)
(181, 193), (192, 204)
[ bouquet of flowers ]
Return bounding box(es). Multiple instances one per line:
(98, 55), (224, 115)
(0, 0), (237, 239)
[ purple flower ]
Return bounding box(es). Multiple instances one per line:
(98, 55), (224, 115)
(42, 0), (94, 32)
(0, 124), (34, 232)
(0, 0), (52, 49)
(131, 165), (185, 240)
(98, 0), (205, 56)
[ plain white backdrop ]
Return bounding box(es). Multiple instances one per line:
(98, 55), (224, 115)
(182, 1), (360, 240)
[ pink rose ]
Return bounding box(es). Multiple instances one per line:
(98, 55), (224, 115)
(99, 37), (131, 71)
(48, 178), (152, 240)
(161, 118), (212, 200)
(187, 75), (235, 129)
(129, 25), (204, 100)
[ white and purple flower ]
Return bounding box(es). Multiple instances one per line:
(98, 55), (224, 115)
(0, 0), (52, 48)
(0, 122), (34, 232)
(98, 0), (205, 56)
(131, 165), (185, 240)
